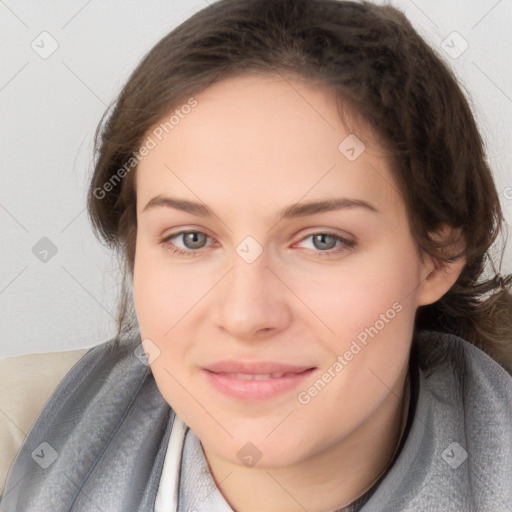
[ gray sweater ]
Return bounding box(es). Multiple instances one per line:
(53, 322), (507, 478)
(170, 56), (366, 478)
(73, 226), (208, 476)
(1, 329), (511, 511)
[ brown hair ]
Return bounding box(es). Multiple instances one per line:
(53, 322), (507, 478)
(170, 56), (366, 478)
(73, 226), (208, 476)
(87, 0), (512, 373)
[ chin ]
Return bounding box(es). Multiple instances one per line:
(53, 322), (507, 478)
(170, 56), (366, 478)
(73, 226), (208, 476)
(198, 425), (317, 469)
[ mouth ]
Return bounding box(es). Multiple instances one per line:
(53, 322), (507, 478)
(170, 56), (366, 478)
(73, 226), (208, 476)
(202, 361), (316, 400)
(216, 371), (308, 380)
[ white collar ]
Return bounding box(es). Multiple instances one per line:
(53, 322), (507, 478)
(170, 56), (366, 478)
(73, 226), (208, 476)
(154, 414), (188, 512)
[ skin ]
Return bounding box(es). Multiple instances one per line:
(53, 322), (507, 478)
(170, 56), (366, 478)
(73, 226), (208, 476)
(132, 72), (465, 512)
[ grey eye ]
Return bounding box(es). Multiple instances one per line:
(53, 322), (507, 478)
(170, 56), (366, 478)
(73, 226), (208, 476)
(182, 232), (208, 249)
(311, 234), (338, 250)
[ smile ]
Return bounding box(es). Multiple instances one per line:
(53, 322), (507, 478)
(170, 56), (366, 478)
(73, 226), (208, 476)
(203, 368), (315, 400)
(220, 372), (303, 380)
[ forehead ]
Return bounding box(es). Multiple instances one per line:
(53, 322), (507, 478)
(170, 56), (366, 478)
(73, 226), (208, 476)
(135, 72), (403, 219)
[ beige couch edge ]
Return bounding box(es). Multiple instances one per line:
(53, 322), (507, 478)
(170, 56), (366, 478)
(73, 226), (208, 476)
(0, 348), (90, 496)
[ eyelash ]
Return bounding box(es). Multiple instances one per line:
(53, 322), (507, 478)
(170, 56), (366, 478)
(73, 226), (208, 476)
(159, 230), (356, 257)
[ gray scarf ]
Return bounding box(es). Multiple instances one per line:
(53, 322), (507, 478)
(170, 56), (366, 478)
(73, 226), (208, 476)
(1, 330), (511, 511)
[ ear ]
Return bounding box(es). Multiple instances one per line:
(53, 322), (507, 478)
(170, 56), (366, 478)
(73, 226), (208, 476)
(416, 225), (466, 307)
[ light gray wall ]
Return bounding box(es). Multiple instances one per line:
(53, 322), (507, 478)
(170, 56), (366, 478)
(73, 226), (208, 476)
(1, 0), (511, 357)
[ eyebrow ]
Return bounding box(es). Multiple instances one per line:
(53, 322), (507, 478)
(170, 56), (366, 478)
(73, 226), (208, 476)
(141, 195), (379, 219)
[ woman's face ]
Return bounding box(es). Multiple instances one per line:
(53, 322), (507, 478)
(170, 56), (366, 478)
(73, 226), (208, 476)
(133, 73), (434, 468)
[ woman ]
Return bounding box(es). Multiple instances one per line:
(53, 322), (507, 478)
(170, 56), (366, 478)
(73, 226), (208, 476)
(1, 0), (511, 510)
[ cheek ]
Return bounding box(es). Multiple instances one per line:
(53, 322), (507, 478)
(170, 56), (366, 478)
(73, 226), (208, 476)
(133, 251), (166, 337)
(134, 250), (201, 419)
(133, 244), (202, 337)
(291, 244), (421, 343)
(292, 270), (416, 439)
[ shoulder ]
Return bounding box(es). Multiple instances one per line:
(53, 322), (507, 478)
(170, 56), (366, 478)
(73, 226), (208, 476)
(414, 329), (512, 388)
(0, 336), (172, 508)
(366, 330), (512, 510)
(411, 330), (512, 507)
(0, 348), (90, 495)
(413, 329), (512, 414)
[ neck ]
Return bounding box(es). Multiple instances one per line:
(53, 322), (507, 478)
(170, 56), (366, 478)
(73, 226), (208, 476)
(202, 364), (411, 512)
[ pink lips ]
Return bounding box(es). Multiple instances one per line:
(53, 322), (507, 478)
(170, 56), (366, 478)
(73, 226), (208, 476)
(204, 360), (314, 375)
(202, 360), (316, 400)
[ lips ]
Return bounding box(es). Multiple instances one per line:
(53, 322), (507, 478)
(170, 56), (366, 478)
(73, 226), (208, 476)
(202, 360), (316, 400)
(203, 360), (314, 375)
(219, 372), (303, 380)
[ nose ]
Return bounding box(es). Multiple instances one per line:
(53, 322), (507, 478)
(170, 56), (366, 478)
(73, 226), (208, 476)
(213, 250), (292, 341)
